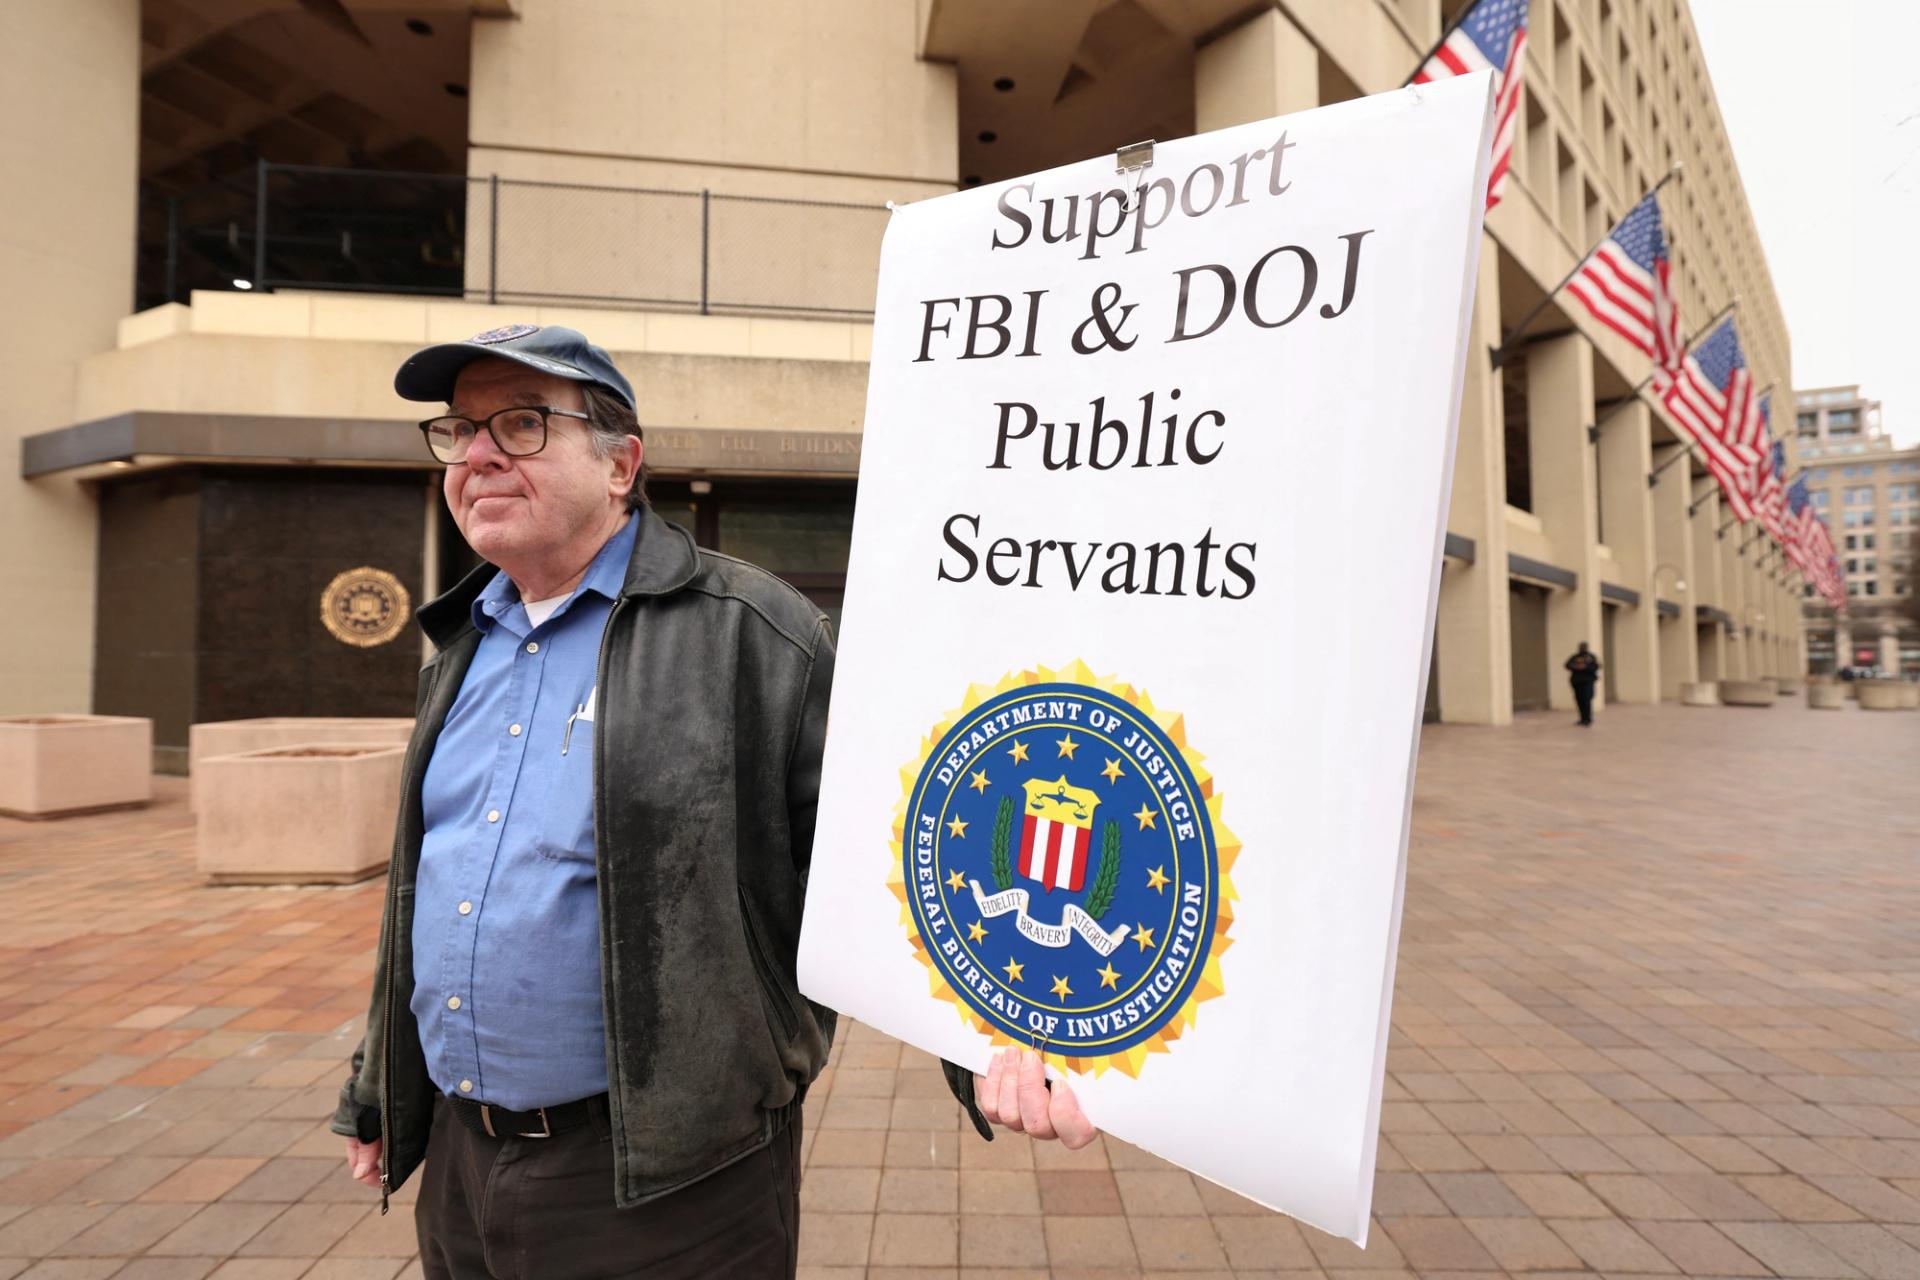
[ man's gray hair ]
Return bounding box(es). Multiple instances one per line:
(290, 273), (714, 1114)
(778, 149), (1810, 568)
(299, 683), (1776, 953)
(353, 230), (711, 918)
(581, 384), (647, 510)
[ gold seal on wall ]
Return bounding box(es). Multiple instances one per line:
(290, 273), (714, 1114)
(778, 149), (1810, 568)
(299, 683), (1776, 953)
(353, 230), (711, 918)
(320, 567), (412, 648)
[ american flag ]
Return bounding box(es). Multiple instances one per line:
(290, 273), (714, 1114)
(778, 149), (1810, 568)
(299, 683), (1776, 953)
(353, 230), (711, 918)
(1783, 473), (1812, 569)
(1804, 517), (1842, 605)
(1563, 190), (1681, 367)
(1654, 316), (1761, 519)
(1750, 404), (1785, 539)
(1412, 0), (1529, 209)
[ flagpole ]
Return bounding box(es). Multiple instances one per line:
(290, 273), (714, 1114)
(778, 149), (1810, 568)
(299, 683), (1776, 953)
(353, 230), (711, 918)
(1402, 3), (1476, 87)
(1489, 165), (1683, 369)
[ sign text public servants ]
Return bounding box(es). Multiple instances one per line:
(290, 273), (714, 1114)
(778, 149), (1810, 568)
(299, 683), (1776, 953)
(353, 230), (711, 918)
(908, 129), (1374, 602)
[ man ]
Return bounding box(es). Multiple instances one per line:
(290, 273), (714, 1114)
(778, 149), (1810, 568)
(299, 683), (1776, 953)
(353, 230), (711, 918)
(1565, 641), (1602, 726)
(332, 324), (1087, 1280)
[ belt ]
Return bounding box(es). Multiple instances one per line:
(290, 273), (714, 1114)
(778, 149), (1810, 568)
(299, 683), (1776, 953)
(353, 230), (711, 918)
(446, 1092), (606, 1140)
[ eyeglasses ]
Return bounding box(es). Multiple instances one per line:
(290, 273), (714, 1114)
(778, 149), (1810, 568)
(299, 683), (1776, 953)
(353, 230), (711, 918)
(418, 405), (592, 465)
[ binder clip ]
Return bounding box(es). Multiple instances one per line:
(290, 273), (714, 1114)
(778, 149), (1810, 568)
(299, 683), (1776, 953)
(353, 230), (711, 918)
(1115, 139), (1155, 214)
(1029, 1029), (1056, 1091)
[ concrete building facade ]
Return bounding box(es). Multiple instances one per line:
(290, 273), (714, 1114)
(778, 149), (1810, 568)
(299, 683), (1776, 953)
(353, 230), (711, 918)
(11, 0), (1804, 768)
(1791, 385), (1920, 676)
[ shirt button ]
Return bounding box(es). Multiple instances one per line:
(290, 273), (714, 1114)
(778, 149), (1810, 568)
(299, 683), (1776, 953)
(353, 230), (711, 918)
(509, 723), (522, 736)
(459, 1079), (473, 1093)
(458, 901), (473, 915)
(487, 809), (500, 823)
(526, 641), (539, 653)
(447, 995), (462, 1010)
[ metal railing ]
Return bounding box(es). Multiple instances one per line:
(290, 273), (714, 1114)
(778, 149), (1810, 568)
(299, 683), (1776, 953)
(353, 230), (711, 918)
(136, 161), (892, 320)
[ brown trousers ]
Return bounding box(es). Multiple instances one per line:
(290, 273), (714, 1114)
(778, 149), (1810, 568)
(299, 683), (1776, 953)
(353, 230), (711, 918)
(414, 1096), (801, 1280)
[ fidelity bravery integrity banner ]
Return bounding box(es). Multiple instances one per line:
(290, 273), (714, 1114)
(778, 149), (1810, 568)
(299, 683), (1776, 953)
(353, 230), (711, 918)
(799, 72), (1495, 1242)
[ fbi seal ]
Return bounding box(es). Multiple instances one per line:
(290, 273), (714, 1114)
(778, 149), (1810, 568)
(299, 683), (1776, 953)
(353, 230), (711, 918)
(890, 661), (1237, 1076)
(320, 567), (411, 648)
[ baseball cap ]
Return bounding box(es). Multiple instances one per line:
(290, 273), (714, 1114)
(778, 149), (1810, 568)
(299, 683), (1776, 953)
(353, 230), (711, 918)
(393, 323), (637, 413)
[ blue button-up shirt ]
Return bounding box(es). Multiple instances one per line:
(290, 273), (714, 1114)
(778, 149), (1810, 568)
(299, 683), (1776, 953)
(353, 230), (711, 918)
(411, 515), (636, 1109)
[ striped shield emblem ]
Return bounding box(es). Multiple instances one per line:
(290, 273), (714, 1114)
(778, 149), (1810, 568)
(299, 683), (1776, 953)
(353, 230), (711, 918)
(1018, 776), (1100, 893)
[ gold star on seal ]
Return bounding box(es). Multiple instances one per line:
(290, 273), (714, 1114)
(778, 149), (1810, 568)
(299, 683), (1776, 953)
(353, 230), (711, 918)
(1133, 803), (1158, 831)
(945, 869), (967, 892)
(1146, 865), (1170, 893)
(1008, 739), (1030, 763)
(1097, 961), (1121, 989)
(967, 920), (987, 943)
(1100, 757), (1124, 784)
(946, 815), (969, 839)
(1132, 925), (1157, 952)
(1050, 975), (1073, 998)
(1002, 957), (1025, 983)
(969, 768), (991, 794)
(1056, 733), (1079, 759)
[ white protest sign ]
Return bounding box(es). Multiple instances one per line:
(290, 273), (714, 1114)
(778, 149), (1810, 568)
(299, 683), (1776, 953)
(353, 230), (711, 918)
(799, 73), (1494, 1242)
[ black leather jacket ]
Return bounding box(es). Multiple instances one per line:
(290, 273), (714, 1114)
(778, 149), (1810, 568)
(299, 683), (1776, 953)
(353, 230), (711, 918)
(331, 507), (846, 1208)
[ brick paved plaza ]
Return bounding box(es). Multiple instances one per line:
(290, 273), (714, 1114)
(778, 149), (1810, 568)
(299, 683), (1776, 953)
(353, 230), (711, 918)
(0, 698), (1913, 1279)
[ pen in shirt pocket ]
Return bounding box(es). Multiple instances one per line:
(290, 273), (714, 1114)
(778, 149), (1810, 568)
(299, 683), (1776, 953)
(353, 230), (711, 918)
(561, 686), (596, 755)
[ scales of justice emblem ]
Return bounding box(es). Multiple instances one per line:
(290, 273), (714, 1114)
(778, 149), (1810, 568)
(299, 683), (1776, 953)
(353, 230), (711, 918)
(890, 661), (1238, 1077)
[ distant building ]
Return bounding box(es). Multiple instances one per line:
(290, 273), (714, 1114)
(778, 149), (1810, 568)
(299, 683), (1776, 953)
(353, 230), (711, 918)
(1790, 386), (1919, 673)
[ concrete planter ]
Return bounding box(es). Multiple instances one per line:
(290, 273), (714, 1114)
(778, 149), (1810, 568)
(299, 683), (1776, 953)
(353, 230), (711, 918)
(1856, 680), (1918, 711)
(1680, 682), (1719, 707)
(197, 744), (405, 884)
(1719, 680), (1776, 707)
(189, 718), (412, 810)
(0, 715), (152, 818)
(1807, 684), (1846, 710)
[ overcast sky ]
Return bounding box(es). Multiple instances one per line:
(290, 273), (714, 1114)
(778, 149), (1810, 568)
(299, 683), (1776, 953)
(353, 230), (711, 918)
(1691, 0), (1920, 446)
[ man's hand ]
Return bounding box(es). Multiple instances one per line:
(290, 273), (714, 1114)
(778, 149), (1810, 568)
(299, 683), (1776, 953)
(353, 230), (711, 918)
(975, 1048), (1097, 1148)
(344, 1136), (383, 1188)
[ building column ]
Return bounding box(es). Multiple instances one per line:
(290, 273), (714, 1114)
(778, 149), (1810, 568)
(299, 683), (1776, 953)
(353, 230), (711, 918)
(1597, 401), (1658, 701)
(1433, 235), (1511, 724)
(1792, 581), (1809, 674)
(1650, 443), (1697, 697)
(1721, 523), (1749, 677)
(1195, 5), (1318, 132)
(1785, 577), (1796, 666)
(0, 0), (140, 714)
(1759, 558), (1776, 670)
(1528, 333), (1603, 715)
(1766, 564), (1781, 679)
(1765, 556), (1781, 666)
(1880, 620), (1901, 672)
(1690, 481), (1726, 680)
